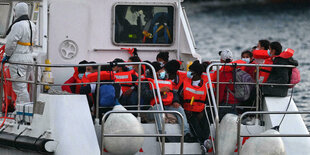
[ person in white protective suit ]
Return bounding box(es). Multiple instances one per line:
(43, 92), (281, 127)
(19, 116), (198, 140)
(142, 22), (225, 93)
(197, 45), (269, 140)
(3, 2), (36, 104)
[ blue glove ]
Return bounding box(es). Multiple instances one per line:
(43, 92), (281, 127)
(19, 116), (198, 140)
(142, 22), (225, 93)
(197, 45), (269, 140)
(1, 55), (9, 64)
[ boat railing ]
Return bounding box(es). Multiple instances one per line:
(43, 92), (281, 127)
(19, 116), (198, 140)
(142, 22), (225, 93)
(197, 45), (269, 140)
(0, 62), (167, 130)
(204, 63), (297, 154)
(101, 110), (185, 155)
(237, 111), (310, 154)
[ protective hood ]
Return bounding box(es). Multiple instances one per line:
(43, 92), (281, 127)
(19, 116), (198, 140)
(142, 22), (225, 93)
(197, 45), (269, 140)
(14, 2), (28, 19)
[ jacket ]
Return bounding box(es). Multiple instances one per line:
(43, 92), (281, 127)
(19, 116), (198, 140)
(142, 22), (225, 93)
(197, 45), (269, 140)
(262, 49), (298, 97)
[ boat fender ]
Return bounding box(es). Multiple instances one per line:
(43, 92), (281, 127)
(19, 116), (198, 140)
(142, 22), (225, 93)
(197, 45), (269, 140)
(218, 113), (238, 155)
(103, 105), (144, 155)
(240, 129), (286, 155)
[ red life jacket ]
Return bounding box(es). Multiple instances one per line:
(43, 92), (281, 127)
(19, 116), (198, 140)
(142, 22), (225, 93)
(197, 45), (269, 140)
(87, 71), (115, 82)
(114, 71), (134, 93)
(182, 79), (207, 112)
(201, 70), (216, 83)
(1, 66), (16, 112)
(146, 78), (174, 106)
(253, 50), (269, 59)
(172, 70), (187, 91)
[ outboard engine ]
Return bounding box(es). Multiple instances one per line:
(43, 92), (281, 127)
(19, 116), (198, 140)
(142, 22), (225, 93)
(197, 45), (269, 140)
(103, 105), (144, 155)
(240, 129), (286, 155)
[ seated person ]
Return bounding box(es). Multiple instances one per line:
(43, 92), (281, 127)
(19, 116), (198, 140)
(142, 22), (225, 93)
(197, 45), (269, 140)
(62, 60), (88, 94)
(163, 60), (186, 91)
(141, 62), (193, 141)
(156, 51), (169, 67)
(127, 55), (146, 78)
(80, 65), (121, 118)
(86, 61), (98, 73)
(111, 58), (140, 106)
(178, 60), (210, 145)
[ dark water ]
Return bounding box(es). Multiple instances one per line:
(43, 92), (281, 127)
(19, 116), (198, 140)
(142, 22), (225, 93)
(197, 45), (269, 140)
(184, 2), (310, 129)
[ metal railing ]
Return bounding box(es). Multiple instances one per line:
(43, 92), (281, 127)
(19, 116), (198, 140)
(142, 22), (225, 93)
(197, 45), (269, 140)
(204, 63), (297, 154)
(101, 110), (185, 155)
(237, 111), (310, 154)
(0, 61), (176, 153)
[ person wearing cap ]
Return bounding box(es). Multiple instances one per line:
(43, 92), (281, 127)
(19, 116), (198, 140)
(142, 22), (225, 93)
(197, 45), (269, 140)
(215, 49), (248, 119)
(156, 51), (169, 67)
(164, 60), (187, 91)
(2, 2), (37, 104)
(178, 60), (210, 145)
(141, 62), (194, 142)
(219, 49), (233, 63)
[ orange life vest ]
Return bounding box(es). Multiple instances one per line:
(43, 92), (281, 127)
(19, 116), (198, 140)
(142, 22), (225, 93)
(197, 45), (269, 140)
(182, 79), (207, 112)
(201, 71), (216, 83)
(114, 71), (134, 93)
(253, 50), (269, 59)
(1, 66), (16, 112)
(172, 70), (187, 91)
(146, 78), (174, 106)
(87, 71), (115, 82)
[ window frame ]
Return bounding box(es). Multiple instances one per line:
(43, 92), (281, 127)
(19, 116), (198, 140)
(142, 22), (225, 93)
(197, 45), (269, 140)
(112, 3), (176, 46)
(0, 2), (12, 38)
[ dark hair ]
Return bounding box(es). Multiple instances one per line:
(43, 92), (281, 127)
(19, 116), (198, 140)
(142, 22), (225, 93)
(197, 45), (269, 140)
(88, 61), (98, 70)
(156, 52), (169, 62)
(189, 60), (204, 76)
(259, 40), (270, 50)
(241, 50), (253, 58)
(129, 56), (141, 62)
(112, 58), (126, 71)
(270, 42), (282, 55)
(101, 65), (112, 71)
(78, 60), (88, 73)
(201, 61), (212, 72)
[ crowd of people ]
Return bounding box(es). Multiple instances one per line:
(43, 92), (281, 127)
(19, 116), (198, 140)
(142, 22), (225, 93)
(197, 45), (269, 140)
(60, 40), (299, 149)
(1, 2), (300, 153)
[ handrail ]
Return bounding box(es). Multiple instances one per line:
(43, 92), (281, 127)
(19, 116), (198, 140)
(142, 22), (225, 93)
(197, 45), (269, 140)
(101, 110), (185, 155)
(237, 111), (310, 154)
(204, 63), (297, 155)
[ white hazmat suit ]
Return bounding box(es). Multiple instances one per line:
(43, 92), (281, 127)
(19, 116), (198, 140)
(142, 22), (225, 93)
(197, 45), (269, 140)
(5, 2), (36, 104)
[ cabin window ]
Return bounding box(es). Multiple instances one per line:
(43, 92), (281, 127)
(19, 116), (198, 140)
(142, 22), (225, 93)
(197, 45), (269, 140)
(0, 3), (11, 37)
(114, 5), (174, 45)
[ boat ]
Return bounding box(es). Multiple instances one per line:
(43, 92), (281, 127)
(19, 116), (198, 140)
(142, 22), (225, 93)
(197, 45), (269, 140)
(0, 0), (309, 154)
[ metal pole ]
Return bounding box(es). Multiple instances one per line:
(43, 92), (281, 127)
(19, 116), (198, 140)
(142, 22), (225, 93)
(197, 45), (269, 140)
(162, 113), (165, 155)
(33, 62), (38, 106)
(216, 65), (220, 112)
(0, 63), (4, 112)
(138, 64), (141, 119)
(96, 65), (101, 119)
(256, 66), (260, 119)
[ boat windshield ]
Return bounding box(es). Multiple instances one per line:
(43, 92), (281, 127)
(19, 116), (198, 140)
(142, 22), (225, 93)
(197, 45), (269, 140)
(0, 3), (10, 37)
(114, 5), (174, 45)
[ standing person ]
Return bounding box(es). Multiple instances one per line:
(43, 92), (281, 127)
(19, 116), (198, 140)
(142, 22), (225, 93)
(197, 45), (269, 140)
(253, 39), (270, 64)
(3, 2), (36, 104)
(178, 60), (210, 146)
(156, 51), (169, 67)
(141, 62), (194, 142)
(262, 42), (298, 97)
